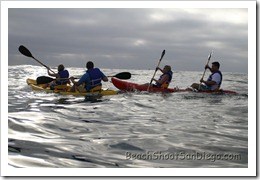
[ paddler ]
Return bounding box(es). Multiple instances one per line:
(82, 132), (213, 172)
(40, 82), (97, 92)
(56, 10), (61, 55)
(70, 61), (108, 92)
(43, 64), (70, 89)
(150, 65), (173, 88)
(190, 61), (222, 91)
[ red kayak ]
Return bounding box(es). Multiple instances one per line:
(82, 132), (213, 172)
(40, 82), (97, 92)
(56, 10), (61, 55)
(111, 77), (237, 94)
(111, 77), (184, 93)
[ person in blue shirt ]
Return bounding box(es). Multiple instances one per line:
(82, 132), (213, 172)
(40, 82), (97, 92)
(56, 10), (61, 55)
(70, 61), (108, 92)
(43, 64), (70, 89)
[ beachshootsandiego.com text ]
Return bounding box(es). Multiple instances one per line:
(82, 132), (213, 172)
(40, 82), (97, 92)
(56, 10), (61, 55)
(125, 151), (242, 162)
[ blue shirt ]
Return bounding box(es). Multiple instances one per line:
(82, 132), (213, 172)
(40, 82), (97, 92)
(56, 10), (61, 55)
(78, 72), (90, 87)
(78, 68), (106, 90)
(56, 70), (69, 85)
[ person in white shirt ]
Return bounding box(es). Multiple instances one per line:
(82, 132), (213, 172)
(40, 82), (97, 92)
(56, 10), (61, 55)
(190, 61), (222, 91)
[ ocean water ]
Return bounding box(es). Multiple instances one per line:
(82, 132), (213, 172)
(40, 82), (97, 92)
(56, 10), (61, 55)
(8, 65), (248, 168)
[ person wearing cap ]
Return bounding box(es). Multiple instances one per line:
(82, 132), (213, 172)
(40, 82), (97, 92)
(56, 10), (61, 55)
(190, 61), (222, 91)
(151, 65), (173, 88)
(70, 61), (108, 92)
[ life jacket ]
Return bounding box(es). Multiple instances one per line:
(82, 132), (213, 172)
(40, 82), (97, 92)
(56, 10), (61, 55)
(207, 70), (222, 90)
(86, 68), (104, 89)
(56, 70), (69, 85)
(156, 71), (173, 88)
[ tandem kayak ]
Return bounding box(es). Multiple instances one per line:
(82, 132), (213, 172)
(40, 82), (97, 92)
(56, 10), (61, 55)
(111, 77), (237, 94)
(26, 78), (118, 96)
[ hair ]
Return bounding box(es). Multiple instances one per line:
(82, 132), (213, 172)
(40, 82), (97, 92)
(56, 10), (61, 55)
(58, 64), (65, 72)
(212, 62), (220, 69)
(86, 61), (94, 69)
(164, 65), (171, 71)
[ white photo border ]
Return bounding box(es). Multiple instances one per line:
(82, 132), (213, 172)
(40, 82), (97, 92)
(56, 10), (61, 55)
(1, 0), (256, 177)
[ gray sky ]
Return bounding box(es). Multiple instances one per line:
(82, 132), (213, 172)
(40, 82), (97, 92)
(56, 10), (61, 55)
(8, 7), (248, 73)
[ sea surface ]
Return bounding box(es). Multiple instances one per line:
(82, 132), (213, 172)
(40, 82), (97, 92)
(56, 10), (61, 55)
(8, 65), (248, 168)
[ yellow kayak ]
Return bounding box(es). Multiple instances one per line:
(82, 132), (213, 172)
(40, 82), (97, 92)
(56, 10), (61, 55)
(26, 78), (118, 96)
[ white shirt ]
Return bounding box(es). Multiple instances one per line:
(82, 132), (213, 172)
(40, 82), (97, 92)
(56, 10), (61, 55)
(209, 73), (221, 90)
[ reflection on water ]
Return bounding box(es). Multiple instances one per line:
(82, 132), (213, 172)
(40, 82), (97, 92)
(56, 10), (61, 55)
(8, 65), (248, 168)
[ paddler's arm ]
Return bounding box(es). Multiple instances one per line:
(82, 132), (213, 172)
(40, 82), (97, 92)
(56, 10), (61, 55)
(200, 78), (217, 86)
(156, 67), (163, 73)
(152, 74), (169, 85)
(152, 78), (159, 84)
(205, 65), (213, 73)
(47, 68), (59, 78)
(70, 77), (79, 86)
(100, 70), (108, 82)
(70, 73), (89, 86)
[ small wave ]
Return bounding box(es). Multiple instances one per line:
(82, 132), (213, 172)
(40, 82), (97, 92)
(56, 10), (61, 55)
(109, 142), (144, 151)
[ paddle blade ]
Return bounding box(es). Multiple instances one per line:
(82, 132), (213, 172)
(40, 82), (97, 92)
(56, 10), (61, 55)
(160, 50), (166, 61)
(208, 51), (213, 60)
(36, 76), (54, 84)
(19, 45), (34, 58)
(113, 72), (131, 79)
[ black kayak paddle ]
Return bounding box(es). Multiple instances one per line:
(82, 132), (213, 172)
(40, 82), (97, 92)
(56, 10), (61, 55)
(36, 72), (131, 84)
(108, 72), (131, 80)
(199, 51), (213, 89)
(18, 45), (55, 74)
(19, 45), (132, 84)
(36, 76), (55, 84)
(148, 50), (166, 90)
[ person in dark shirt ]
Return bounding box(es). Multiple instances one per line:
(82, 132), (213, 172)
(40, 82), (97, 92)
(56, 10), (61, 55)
(70, 61), (108, 92)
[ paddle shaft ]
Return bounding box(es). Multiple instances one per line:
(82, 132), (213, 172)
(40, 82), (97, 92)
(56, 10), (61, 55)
(19, 45), (56, 74)
(148, 50), (166, 90)
(149, 60), (161, 85)
(34, 57), (56, 74)
(55, 72), (130, 81)
(64, 72), (131, 80)
(199, 51), (213, 87)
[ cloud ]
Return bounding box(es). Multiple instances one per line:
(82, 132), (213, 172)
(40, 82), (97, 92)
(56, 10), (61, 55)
(8, 7), (248, 73)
